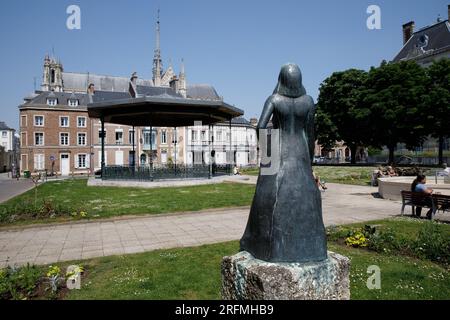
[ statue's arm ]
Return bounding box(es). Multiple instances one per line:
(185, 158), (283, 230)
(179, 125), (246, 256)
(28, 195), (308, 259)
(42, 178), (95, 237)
(256, 97), (275, 142)
(257, 96), (275, 132)
(306, 97), (316, 162)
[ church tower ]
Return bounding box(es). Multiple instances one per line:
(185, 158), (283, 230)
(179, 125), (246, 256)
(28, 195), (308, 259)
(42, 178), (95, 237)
(152, 9), (163, 87)
(41, 55), (64, 92)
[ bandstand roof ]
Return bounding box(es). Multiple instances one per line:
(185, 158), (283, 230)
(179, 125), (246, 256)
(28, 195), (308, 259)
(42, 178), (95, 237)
(87, 90), (244, 127)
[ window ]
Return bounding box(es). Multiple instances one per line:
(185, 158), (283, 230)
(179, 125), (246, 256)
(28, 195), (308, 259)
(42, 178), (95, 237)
(68, 99), (79, 107)
(1, 131), (6, 138)
(201, 130), (206, 142)
(60, 133), (69, 146)
(77, 154), (87, 169)
(77, 133), (86, 146)
(34, 116), (44, 127)
(60, 116), (69, 127)
(144, 131), (151, 145)
(115, 131), (123, 145)
(128, 130), (135, 145)
(47, 98), (57, 106)
(161, 130), (167, 144)
(34, 154), (45, 170)
(98, 130), (106, 144)
(192, 130), (198, 141)
(77, 117), (86, 128)
(21, 115), (27, 127)
(35, 132), (44, 146)
(21, 132), (27, 147)
(216, 130), (222, 142)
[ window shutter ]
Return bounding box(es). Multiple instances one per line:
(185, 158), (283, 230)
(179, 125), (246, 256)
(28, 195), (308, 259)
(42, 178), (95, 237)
(74, 155), (79, 169)
(86, 155), (90, 169)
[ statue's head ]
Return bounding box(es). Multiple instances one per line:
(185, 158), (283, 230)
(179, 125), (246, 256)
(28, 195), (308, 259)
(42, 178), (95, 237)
(274, 63), (306, 98)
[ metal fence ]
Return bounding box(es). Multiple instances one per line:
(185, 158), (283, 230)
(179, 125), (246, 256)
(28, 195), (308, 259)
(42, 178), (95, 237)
(101, 164), (232, 181)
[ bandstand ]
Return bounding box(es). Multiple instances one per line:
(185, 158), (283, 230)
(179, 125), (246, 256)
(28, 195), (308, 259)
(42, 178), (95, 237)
(87, 91), (244, 181)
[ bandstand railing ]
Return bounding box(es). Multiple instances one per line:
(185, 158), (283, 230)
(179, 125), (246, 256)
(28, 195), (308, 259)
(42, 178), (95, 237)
(101, 164), (232, 181)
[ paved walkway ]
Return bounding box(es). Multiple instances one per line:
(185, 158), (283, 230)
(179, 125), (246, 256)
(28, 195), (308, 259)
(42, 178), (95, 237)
(0, 173), (35, 204)
(1, 183), (443, 267)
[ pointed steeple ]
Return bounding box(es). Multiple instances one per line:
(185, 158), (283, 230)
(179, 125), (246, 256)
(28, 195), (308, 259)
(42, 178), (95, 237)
(179, 58), (187, 98)
(152, 9), (163, 87)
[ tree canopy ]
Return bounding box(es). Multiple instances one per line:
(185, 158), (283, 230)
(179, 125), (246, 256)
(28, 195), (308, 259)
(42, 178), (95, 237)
(316, 69), (370, 164)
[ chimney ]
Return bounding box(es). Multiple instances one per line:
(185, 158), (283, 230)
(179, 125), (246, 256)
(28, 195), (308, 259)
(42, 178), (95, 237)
(87, 83), (95, 95)
(402, 21), (415, 45)
(250, 118), (258, 127)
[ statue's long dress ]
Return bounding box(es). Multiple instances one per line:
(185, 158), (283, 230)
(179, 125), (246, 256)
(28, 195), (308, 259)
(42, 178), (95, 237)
(240, 94), (328, 263)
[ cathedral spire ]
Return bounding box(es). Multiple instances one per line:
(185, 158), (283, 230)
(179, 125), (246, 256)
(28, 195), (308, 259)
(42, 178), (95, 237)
(152, 8), (162, 87)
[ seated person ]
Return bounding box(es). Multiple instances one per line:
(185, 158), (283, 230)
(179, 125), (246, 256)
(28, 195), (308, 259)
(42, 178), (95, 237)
(313, 170), (327, 191)
(386, 166), (398, 177)
(440, 163), (450, 176)
(411, 174), (433, 219)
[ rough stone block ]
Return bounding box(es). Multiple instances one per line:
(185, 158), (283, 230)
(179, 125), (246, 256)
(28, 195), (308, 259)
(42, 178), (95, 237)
(222, 251), (350, 300)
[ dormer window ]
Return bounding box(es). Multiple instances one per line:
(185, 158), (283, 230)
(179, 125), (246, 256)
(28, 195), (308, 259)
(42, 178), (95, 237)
(47, 98), (58, 106)
(68, 99), (79, 107)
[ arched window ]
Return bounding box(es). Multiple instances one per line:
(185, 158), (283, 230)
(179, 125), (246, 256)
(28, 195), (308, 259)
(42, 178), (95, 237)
(51, 69), (56, 83)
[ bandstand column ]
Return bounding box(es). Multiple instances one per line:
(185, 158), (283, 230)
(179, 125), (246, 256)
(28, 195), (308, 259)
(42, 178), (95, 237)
(174, 127), (177, 176)
(229, 117), (232, 175)
(101, 116), (105, 179)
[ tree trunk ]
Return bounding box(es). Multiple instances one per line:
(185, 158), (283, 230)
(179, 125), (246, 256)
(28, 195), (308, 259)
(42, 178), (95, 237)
(438, 135), (444, 166)
(388, 145), (395, 165)
(350, 145), (357, 164)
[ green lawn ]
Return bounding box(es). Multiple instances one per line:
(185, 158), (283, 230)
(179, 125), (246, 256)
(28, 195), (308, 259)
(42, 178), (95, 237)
(0, 179), (256, 226)
(2, 218), (449, 300)
(242, 166), (376, 186)
(62, 220), (450, 300)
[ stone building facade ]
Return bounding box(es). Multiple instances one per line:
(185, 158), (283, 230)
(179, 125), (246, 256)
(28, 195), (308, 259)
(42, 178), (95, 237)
(18, 14), (256, 174)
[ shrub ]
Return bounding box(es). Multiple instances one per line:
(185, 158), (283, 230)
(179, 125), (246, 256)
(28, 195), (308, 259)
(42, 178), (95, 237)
(0, 199), (75, 223)
(367, 227), (405, 254)
(0, 264), (42, 300)
(345, 231), (368, 248)
(412, 222), (450, 263)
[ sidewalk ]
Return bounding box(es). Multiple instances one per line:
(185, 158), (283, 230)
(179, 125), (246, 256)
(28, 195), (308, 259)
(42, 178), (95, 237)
(0, 173), (35, 204)
(0, 183), (411, 267)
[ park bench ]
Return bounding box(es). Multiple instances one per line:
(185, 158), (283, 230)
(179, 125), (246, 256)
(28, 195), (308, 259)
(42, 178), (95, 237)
(401, 191), (450, 220)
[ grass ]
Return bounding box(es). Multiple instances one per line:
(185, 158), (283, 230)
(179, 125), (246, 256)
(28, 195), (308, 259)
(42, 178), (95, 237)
(54, 218), (450, 300)
(2, 218), (449, 300)
(0, 179), (256, 226)
(242, 166), (376, 186)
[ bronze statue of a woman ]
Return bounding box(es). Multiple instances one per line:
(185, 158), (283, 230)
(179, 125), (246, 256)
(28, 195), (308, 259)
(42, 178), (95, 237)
(240, 63), (327, 263)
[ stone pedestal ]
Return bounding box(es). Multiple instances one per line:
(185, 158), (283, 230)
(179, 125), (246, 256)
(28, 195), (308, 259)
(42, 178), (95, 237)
(222, 251), (350, 300)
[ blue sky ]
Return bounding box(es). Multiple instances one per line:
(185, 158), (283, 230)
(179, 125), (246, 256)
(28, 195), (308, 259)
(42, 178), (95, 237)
(0, 0), (448, 130)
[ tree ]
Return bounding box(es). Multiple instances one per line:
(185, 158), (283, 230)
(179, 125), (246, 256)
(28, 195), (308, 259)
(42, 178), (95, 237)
(364, 60), (428, 164)
(424, 58), (450, 165)
(316, 69), (370, 164)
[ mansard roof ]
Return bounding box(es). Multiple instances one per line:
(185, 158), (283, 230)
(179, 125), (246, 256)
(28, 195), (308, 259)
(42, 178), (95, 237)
(0, 121), (14, 131)
(187, 84), (221, 100)
(62, 72), (154, 92)
(393, 20), (450, 62)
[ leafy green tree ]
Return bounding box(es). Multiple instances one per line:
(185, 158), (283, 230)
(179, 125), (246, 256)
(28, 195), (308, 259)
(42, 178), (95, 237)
(424, 58), (450, 165)
(316, 69), (370, 164)
(364, 60), (428, 164)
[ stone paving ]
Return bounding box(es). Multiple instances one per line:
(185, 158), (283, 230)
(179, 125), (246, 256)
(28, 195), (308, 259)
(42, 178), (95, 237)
(0, 173), (35, 204)
(1, 182), (447, 267)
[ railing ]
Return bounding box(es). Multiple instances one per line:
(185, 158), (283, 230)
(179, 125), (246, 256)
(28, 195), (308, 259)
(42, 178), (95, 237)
(102, 164), (217, 181)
